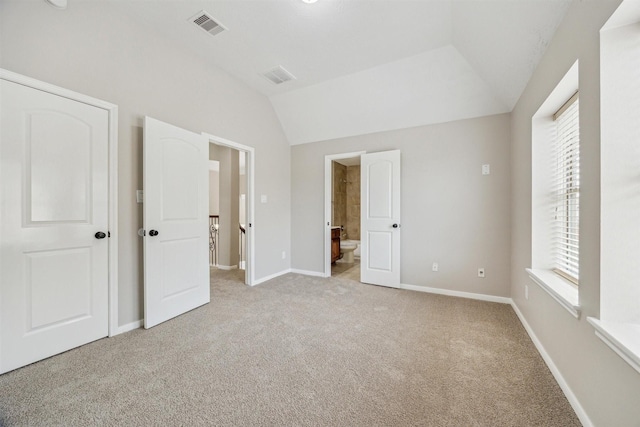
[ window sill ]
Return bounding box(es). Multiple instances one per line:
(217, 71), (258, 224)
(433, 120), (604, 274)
(587, 318), (640, 375)
(526, 268), (581, 318)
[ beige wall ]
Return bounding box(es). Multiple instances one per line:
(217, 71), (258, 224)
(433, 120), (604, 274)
(510, 0), (640, 425)
(211, 146), (240, 268)
(209, 169), (219, 216)
(292, 113), (512, 297)
(0, 1), (291, 327)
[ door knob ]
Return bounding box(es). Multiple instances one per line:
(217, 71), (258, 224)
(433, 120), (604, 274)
(149, 230), (159, 236)
(95, 231), (107, 239)
(392, 224), (399, 228)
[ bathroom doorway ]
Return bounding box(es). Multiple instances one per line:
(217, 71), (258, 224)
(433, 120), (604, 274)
(205, 133), (255, 286)
(325, 151), (366, 279)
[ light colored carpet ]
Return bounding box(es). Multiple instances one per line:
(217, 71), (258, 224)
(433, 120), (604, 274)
(0, 267), (580, 426)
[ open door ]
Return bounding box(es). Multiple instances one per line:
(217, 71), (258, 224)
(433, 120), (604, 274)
(143, 117), (209, 329)
(360, 150), (401, 288)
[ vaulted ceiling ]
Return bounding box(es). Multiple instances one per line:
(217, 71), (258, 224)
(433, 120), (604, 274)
(113, 0), (572, 145)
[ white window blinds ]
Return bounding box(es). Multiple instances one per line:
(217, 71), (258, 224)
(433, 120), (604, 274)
(552, 93), (580, 284)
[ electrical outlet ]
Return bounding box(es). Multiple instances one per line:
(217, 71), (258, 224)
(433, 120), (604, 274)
(282, 251), (286, 260)
(478, 268), (485, 278)
(525, 285), (529, 300)
(432, 262), (439, 272)
(482, 164), (491, 175)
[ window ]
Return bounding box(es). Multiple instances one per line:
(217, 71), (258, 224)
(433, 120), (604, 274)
(529, 61), (580, 318)
(551, 93), (579, 285)
(590, 2), (640, 375)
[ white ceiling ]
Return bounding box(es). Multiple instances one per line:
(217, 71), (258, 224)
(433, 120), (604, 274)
(111, 0), (572, 145)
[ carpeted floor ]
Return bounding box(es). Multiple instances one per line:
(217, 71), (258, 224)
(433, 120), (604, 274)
(0, 267), (580, 426)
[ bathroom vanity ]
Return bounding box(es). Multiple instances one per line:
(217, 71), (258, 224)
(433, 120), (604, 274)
(331, 227), (341, 264)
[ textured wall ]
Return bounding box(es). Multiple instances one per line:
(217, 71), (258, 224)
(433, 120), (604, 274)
(331, 162), (347, 228)
(345, 165), (361, 240)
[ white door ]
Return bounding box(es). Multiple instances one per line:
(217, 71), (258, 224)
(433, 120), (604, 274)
(360, 150), (401, 288)
(143, 117), (209, 329)
(0, 80), (109, 374)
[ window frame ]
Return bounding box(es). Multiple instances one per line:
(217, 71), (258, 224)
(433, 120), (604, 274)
(529, 61), (580, 319)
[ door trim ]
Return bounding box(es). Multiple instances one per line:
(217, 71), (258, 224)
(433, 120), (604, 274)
(202, 132), (255, 286)
(324, 151), (367, 278)
(0, 69), (119, 342)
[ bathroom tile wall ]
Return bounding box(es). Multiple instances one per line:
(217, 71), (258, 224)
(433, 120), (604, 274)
(346, 165), (360, 240)
(332, 162), (347, 228)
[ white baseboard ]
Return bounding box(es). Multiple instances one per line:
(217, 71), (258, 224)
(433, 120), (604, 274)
(400, 283), (512, 304)
(290, 268), (326, 277)
(252, 269), (291, 286)
(115, 319), (143, 335)
(511, 302), (592, 427)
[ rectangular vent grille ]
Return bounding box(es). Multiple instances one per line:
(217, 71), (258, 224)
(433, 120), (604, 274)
(262, 66), (296, 85)
(190, 11), (226, 37)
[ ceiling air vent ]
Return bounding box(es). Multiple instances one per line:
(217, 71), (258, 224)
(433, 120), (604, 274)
(262, 66), (296, 85)
(190, 11), (226, 37)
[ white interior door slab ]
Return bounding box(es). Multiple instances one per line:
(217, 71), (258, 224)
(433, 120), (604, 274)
(0, 80), (109, 374)
(361, 150), (401, 288)
(143, 117), (209, 329)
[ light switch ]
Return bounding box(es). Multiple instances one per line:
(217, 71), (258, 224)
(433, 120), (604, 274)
(136, 190), (144, 203)
(261, 195), (268, 203)
(482, 164), (490, 175)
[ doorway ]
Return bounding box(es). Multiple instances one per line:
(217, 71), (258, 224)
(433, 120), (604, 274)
(204, 133), (254, 286)
(324, 150), (402, 287)
(142, 122), (255, 329)
(324, 151), (366, 278)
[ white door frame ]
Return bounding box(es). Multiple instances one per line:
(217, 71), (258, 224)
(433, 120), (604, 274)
(0, 69), (119, 341)
(324, 151), (367, 278)
(202, 133), (255, 286)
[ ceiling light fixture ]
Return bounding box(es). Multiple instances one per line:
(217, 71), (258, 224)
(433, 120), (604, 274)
(301, 0), (318, 4)
(45, 0), (68, 9)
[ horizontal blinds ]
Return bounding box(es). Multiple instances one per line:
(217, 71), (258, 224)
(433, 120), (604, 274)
(552, 94), (579, 283)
